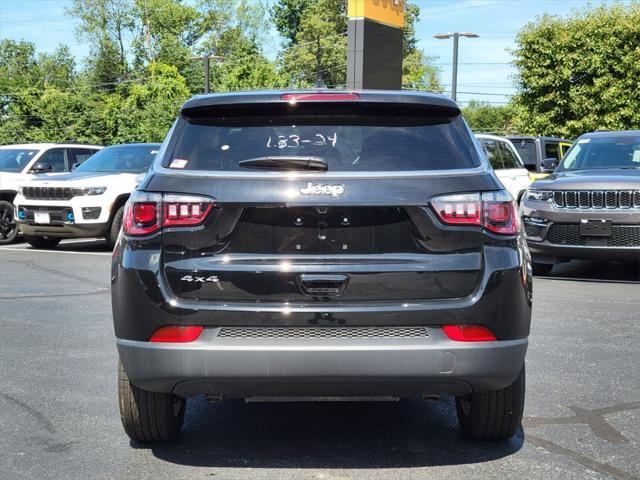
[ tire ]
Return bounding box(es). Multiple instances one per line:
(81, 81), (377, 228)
(117, 360), (185, 442)
(23, 234), (61, 249)
(532, 261), (553, 276)
(0, 200), (18, 244)
(455, 366), (525, 441)
(106, 205), (124, 250)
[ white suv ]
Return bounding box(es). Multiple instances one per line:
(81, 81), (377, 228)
(0, 143), (102, 243)
(14, 143), (160, 249)
(475, 134), (530, 202)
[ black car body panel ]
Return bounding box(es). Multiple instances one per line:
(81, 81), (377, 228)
(112, 90), (532, 399)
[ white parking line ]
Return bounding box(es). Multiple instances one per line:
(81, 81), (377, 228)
(0, 240), (112, 256)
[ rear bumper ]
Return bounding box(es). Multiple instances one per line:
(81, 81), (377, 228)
(117, 327), (528, 397)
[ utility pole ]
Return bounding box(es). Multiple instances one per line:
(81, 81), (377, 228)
(433, 32), (479, 102)
(191, 55), (224, 94)
(314, 35), (325, 88)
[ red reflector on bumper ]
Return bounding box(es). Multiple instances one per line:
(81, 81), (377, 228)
(442, 325), (496, 342)
(149, 326), (204, 343)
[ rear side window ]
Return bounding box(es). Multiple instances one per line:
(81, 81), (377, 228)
(511, 139), (537, 171)
(69, 148), (98, 166)
(166, 112), (480, 172)
(544, 142), (560, 160)
(499, 142), (523, 169)
(479, 140), (504, 169)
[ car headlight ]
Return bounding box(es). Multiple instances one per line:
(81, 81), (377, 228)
(72, 187), (107, 196)
(526, 189), (553, 201)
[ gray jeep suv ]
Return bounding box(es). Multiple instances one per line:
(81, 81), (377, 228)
(112, 90), (532, 442)
(521, 130), (640, 274)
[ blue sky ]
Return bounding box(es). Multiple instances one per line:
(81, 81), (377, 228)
(0, 0), (630, 103)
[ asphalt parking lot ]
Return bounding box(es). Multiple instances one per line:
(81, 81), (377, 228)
(1, 239), (639, 480)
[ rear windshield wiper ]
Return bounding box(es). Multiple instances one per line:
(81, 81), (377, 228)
(238, 156), (328, 171)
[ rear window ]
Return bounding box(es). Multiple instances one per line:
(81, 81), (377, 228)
(166, 113), (480, 172)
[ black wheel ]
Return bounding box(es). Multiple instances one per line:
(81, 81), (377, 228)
(118, 360), (185, 442)
(532, 261), (553, 276)
(106, 205), (124, 250)
(0, 200), (18, 244)
(455, 366), (525, 441)
(23, 234), (61, 249)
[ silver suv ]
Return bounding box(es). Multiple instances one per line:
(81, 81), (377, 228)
(521, 130), (640, 274)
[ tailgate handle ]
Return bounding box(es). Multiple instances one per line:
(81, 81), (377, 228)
(298, 274), (349, 296)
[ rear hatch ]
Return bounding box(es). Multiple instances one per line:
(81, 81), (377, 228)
(150, 94), (498, 304)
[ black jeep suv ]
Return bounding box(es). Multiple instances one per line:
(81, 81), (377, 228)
(112, 90), (532, 442)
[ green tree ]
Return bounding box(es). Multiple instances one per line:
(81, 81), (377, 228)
(278, 0), (347, 87)
(271, 0), (313, 44)
(402, 3), (441, 91)
(463, 101), (515, 135)
(194, 0), (275, 92)
(99, 63), (190, 143)
(66, 0), (135, 79)
(511, 4), (640, 138)
(131, 0), (199, 75)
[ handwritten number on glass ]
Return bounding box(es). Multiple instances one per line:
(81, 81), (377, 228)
(266, 133), (337, 149)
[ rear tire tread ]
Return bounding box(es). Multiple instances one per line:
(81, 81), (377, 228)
(456, 366), (525, 441)
(117, 361), (184, 442)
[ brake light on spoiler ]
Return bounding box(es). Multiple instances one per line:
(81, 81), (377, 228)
(123, 193), (214, 236)
(430, 191), (520, 235)
(281, 93), (360, 102)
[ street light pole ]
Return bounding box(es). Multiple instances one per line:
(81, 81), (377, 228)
(191, 55), (224, 94)
(433, 32), (478, 102)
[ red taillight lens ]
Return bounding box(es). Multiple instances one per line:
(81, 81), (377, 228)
(442, 325), (496, 342)
(281, 93), (360, 102)
(483, 193), (519, 235)
(122, 194), (214, 236)
(430, 192), (519, 235)
(163, 201), (213, 227)
(149, 326), (204, 343)
(431, 194), (481, 226)
(123, 202), (160, 235)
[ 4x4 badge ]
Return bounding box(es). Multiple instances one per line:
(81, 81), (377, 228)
(180, 275), (219, 283)
(300, 182), (345, 198)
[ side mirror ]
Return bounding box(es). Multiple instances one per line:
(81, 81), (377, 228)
(71, 162), (80, 171)
(30, 162), (52, 173)
(540, 158), (557, 173)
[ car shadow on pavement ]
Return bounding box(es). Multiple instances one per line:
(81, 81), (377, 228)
(140, 396), (523, 468)
(540, 259), (640, 283)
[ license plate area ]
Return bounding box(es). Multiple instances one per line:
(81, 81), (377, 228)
(34, 211), (50, 224)
(580, 219), (612, 237)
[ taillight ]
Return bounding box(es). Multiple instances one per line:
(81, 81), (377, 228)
(430, 194), (481, 226)
(442, 325), (496, 342)
(281, 93), (360, 102)
(123, 201), (160, 235)
(482, 191), (520, 234)
(122, 193), (214, 236)
(149, 325), (204, 343)
(163, 200), (213, 227)
(431, 191), (519, 235)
